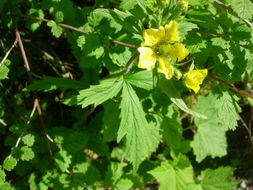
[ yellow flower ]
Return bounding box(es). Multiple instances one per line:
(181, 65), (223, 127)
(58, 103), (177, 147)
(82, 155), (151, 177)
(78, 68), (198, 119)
(184, 69), (208, 93)
(138, 20), (189, 79)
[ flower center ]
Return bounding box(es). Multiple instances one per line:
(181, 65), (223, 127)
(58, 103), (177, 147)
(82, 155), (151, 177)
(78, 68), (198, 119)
(155, 44), (171, 57)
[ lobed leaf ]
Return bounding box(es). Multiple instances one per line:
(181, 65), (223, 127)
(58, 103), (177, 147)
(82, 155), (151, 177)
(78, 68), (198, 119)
(77, 77), (123, 108)
(3, 157), (17, 171)
(148, 154), (194, 190)
(191, 94), (227, 162)
(189, 167), (239, 190)
(215, 89), (241, 130)
(118, 80), (159, 170)
(231, 0), (253, 20)
(123, 70), (154, 90)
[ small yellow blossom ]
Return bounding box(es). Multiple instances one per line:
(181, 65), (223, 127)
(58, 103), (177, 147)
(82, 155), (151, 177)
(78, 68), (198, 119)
(138, 20), (189, 79)
(184, 69), (208, 93)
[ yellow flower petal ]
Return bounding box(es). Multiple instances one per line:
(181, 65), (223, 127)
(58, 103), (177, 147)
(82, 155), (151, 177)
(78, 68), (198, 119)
(157, 57), (174, 79)
(168, 43), (189, 61)
(137, 47), (157, 70)
(142, 26), (165, 47)
(185, 69), (208, 93)
(165, 20), (180, 43)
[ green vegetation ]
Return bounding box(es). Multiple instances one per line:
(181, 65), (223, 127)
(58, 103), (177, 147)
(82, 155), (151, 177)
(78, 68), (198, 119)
(0, 0), (253, 189)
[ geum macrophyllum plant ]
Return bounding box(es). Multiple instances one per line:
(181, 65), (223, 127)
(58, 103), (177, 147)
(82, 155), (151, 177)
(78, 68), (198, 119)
(137, 20), (208, 93)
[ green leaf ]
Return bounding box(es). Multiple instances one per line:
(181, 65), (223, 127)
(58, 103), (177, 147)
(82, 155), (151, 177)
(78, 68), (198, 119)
(187, 0), (209, 6)
(0, 169), (5, 186)
(115, 178), (133, 190)
(84, 166), (101, 185)
(124, 70), (154, 90)
(76, 35), (86, 49)
(148, 154), (194, 190)
(20, 146), (35, 161)
(120, 0), (138, 10)
(118, 81), (159, 170)
(22, 134), (35, 147)
(3, 157), (17, 171)
(54, 11), (64, 22)
(215, 89), (241, 130)
(50, 127), (88, 153)
(119, 0), (147, 11)
(27, 8), (44, 32)
(159, 79), (207, 119)
(25, 76), (84, 92)
(109, 45), (132, 68)
(161, 116), (182, 149)
(47, 20), (63, 38)
(103, 102), (120, 142)
(189, 167), (239, 190)
(179, 21), (198, 38)
(0, 182), (11, 190)
(55, 149), (72, 172)
(185, 34), (210, 66)
(105, 162), (124, 186)
(231, 0), (253, 19)
(0, 65), (9, 80)
(191, 94), (227, 162)
(93, 8), (142, 34)
(88, 11), (104, 26)
(77, 77), (123, 108)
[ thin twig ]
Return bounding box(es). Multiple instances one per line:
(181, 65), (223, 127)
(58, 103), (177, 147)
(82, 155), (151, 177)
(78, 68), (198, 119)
(0, 119), (7, 126)
(112, 40), (137, 49)
(15, 132), (24, 148)
(123, 51), (139, 73)
(13, 13), (137, 49)
(213, 0), (253, 27)
(105, 51), (139, 78)
(0, 37), (18, 64)
(27, 99), (37, 124)
(239, 115), (253, 147)
(196, 30), (250, 50)
(13, 13), (90, 34)
(209, 75), (253, 99)
(30, 72), (43, 79)
(14, 23), (55, 169)
(14, 99), (36, 148)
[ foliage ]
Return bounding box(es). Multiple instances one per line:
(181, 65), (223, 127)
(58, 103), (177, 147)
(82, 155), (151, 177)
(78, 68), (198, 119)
(0, 0), (252, 189)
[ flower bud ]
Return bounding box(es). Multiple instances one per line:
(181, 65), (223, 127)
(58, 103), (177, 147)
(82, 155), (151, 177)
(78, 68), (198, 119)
(178, 0), (188, 11)
(157, 0), (170, 7)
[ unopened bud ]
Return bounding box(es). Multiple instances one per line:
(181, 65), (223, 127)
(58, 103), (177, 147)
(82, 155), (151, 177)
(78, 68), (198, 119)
(157, 0), (170, 7)
(178, 1), (188, 11)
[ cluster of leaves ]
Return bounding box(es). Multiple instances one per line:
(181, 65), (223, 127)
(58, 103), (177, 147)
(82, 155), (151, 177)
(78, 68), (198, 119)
(0, 0), (253, 189)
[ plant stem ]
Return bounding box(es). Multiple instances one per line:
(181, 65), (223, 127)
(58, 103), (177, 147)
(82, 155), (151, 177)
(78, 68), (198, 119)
(105, 51), (139, 78)
(13, 13), (137, 49)
(123, 51), (140, 73)
(209, 74), (253, 99)
(13, 17), (55, 170)
(213, 0), (253, 27)
(0, 38), (18, 64)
